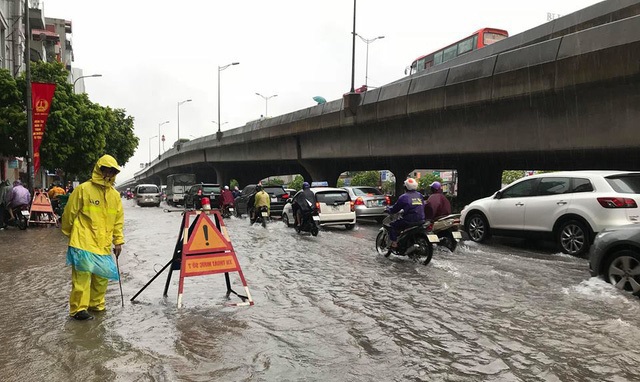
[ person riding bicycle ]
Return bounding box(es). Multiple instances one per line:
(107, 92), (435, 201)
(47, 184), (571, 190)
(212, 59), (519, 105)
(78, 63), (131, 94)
(386, 178), (425, 248)
(219, 185), (235, 210)
(252, 184), (270, 222)
(424, 181), (451, 222)
(293, 182), (315, 228)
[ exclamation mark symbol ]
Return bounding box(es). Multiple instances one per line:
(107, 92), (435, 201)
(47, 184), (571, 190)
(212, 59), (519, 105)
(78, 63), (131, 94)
(203, 225), (210, 246)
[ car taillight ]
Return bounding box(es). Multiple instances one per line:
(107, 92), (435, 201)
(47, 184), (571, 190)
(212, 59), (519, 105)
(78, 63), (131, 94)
(426, 223), (433, 231)
(354, 197), (364, 205)
(385, 196), (391, 205)
(597, 197), (637, 208)
(197, 189), (202, 196)
(350, 201), (355, 212)
(282, 193), (289, 199)
(315, 201), (321, 212)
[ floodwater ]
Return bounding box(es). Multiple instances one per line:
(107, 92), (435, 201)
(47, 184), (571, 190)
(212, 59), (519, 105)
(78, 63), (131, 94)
(1, 202), (639, 381)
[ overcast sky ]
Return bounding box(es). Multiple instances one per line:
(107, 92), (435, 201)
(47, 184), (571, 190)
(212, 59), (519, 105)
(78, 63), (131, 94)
(43, 0), (603, 182)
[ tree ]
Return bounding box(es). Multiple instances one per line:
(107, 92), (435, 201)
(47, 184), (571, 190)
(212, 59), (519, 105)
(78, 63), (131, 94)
(417, 173), (443, 192)
(264, 177), (284, 186)
(0, 69), (26, 157)
(350, 171), (380, 187)
(229, 179), (239, 189)
(502, 170), (525, 185)
(288, 174), (304, 191)
(381, 180), (395, 195)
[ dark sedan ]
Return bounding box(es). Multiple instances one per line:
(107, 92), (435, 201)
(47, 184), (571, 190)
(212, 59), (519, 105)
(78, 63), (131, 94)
(589, 224), (640, 296)
(234, 184), (290, 218)
(184, 183), (221, 209)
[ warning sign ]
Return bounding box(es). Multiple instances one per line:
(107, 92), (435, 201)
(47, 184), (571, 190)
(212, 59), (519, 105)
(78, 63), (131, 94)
(184, 255), (237, 275)
(183, 213), (231, 254)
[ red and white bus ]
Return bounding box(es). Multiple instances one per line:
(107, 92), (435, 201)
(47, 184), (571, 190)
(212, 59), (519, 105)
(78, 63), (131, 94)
(406, 27), (509, 75)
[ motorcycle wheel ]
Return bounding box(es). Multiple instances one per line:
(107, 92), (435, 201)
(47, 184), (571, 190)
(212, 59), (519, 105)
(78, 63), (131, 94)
(438, 231), (457, 252)
(17, 215), (28, 230)
(311, 225), (319, 236)
(375, 230), (391, 257)
(262, 217), (267, 228)
(414, 237), (433, 265)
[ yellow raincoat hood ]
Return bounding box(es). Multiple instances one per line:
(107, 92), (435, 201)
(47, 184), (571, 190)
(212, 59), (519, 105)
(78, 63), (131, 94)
(62, 154), (125, 255)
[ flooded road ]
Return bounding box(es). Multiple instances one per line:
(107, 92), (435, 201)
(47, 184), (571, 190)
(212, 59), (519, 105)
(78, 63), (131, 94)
(1, 201), (640, 381)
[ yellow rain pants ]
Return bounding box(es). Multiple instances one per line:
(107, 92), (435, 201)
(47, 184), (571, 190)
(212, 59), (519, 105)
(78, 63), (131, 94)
(69, 266), (109, 315)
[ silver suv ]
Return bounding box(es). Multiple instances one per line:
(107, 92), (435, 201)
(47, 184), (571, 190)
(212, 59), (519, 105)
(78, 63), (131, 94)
(461, 171), (640, 256)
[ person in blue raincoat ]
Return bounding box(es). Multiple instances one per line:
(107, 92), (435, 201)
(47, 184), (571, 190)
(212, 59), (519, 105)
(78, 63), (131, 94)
(62, 155), (125, 320)
(386, 178), (425, 248)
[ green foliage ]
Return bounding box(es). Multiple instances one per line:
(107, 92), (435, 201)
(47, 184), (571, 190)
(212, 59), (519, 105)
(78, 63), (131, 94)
(0, 62), (139, 181)
(337, 178), (345, 187)
(229, 179), (239, 189)
(502, 170), (526, 185)
(264, 177), (284, 186)
(417, 173), (443, 192)
(381, 180), (395, 195)
(288, 174), (304, 191)
(350, 171), (380, 187)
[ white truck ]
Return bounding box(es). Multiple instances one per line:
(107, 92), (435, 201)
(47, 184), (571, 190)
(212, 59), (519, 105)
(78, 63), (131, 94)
(165, 173), (196, 206)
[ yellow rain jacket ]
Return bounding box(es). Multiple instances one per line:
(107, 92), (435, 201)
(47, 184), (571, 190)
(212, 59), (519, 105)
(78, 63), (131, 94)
(254, 190), (271, 214)
(62, 155), (125, 255)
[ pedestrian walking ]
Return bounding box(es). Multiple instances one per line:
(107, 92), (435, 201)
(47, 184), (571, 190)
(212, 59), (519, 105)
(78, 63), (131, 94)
(61, 155), (125, 320)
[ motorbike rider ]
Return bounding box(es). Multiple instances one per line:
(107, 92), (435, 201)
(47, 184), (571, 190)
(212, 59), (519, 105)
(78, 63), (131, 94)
(386, 178), (425, 248)
(252, 184), (270, 222)
(48, 182), (66, 212)
(232, 186), (241, 199)
(293, 182), (315, 228)
(424, 181), (451, 222)
(219, 185), (235, 210)
(7, 180), (31, 221)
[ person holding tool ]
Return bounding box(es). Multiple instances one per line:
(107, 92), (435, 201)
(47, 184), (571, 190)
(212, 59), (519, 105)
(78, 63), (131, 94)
(62, 155), (125, 321)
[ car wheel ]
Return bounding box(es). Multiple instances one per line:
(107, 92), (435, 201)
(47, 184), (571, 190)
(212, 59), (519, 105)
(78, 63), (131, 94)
(557, 219), (589, 256)
(375, 217), (384, 224)
(466, 213), (489, 242)
(282, 213), (291, 227)
(606, 250), (640, 295)
(345, 224), (355, 230)
(235, 207), (242, 218)
(438, 231), (457, 252)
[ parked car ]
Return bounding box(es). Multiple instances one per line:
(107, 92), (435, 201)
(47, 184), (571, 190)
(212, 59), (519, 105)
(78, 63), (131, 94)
(134, 184), (161, 207)
(342, 186), (390, 223)
(234, 185), (290, 218)
(282, 187), (356, 230)
(184, 183), (221, 209)
(461, 171), (640, 256)
(589, 223), (640, 296)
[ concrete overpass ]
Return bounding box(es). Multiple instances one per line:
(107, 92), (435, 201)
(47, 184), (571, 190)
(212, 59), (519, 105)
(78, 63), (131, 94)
(124, 1), (640, 204)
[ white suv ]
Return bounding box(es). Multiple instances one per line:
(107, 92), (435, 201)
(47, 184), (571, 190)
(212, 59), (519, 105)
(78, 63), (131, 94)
(461, 171), (640, 256)
(282, 187), (356, 230)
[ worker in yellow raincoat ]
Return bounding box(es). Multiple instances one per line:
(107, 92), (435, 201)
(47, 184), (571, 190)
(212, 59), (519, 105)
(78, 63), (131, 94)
(62, 155), (124, 321)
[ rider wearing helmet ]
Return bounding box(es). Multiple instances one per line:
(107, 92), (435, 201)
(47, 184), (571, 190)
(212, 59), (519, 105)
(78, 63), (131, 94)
(293, 181), (315, 227)
(219, 185), (235, 210)
(424, 181), (451, 222)
(252, 184), (270, 222)
(386, 178), (425, 248)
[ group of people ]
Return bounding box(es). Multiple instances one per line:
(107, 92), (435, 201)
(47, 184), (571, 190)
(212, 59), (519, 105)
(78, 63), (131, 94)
(217, 184), (272, 223)
(386, 178), (451, 248)
(0, 179), (32, 230)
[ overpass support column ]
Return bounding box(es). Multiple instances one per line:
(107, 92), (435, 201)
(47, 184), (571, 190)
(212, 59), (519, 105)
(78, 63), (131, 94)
(456, 164), (502, 207)
(300, 162), (341, 187)
(390, 167), (412, 197)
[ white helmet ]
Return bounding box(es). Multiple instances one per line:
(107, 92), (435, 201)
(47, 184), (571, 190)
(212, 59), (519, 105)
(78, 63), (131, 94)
(404, 177), (418, 191)
(224, 185), (229, 190)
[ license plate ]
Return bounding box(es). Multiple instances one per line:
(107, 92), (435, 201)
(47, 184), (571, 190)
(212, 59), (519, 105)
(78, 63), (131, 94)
(261, 212), (268, 217)
(271, 197), (277, 202)
(312, 216), (320, 221)
(452, 231), (462, 239)
(427, 234), (440, 243)
(229, 208), (234, 212)
(21, 210), (30, 216)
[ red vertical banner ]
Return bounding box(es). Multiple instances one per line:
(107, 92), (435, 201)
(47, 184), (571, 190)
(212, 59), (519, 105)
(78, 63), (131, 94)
(31, 82), (57, 175)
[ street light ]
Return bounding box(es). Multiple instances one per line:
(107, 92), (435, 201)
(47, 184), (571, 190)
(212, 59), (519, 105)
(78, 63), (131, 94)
(158, 120), (169, 158)
(177, 99), (192, 148)
(356, 34), (385, 87)
(73, 74), (102, 93)
(148, 135), (158, 165)
(212, 120), (228, 128)
(255, 93), (278, 118)
(217, 62), (239, 141)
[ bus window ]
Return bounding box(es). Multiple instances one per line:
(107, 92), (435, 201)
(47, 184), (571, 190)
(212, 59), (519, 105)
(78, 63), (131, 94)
(457, 37), (474, 55)
(443, 45), (457, 62)
(484, 32), (507, 45)
(434, 51), (443, 65)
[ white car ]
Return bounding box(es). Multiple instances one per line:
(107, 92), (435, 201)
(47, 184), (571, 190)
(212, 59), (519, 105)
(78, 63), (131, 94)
(461, 171), (640, 256)
(282, 187), (356, 230)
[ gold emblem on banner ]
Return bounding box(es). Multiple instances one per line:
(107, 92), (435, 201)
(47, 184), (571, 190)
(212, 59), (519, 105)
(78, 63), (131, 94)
(35, 99), (49, 113)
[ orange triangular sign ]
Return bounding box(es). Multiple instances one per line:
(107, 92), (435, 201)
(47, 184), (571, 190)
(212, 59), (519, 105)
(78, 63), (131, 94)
(183, 213), (231, 254)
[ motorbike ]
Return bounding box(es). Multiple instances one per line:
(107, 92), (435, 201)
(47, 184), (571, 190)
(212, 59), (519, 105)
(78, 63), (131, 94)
(3, 205), (29, 230)
(375, 211), (439, 265)
(427, 214), (463, 252)
(221, 204), (235, 218)
(295, 208), (320, 236)
(251, 205), (270, 228)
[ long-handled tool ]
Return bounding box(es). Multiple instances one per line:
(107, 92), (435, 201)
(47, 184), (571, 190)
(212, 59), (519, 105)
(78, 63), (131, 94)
(116, 255), (124, 307)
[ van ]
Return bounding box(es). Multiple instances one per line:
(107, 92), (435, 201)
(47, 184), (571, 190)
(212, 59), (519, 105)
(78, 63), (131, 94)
(134, 184), (161, 207)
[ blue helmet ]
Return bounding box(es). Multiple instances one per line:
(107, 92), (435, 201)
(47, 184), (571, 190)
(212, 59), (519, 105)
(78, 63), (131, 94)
(430, 181), (442, 190)
(302, 182), (310, 189)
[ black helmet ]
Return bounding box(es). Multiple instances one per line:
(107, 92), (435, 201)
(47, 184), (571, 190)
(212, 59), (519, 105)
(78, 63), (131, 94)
(302, 182), (310, 189)
(255, 184), (262, 191)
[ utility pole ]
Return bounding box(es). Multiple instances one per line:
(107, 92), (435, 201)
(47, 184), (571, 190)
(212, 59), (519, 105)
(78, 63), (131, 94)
(25, 0), (34, 191)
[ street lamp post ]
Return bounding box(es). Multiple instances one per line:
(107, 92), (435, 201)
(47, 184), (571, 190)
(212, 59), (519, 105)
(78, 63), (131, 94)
(73, 74), (103, 93)
(177, 99), (192, 149)
(217, 62), (239, 141)
(212, 121), (228, 128)
(148, 135), (157, 165)
(350, 0), (357, 93)
(158, 120), (169, 158)
(356, 34), (384, 87)
(255, 93), (278, 118)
